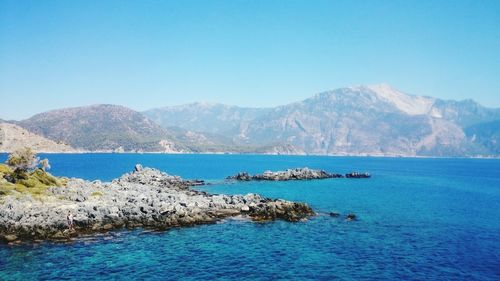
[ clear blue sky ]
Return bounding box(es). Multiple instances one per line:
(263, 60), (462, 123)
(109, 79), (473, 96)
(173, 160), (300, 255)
(1, 0), (499, 120)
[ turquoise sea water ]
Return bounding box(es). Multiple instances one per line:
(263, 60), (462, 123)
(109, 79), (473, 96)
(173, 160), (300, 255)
(1, 154), (499, 280)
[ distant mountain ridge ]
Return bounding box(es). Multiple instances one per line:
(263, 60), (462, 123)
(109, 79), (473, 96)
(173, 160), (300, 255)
(2, 84), (499, 156)
(144, 84), (500, 156)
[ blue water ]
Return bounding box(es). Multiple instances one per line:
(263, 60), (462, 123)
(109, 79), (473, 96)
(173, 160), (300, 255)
(1, 154), (499, 280)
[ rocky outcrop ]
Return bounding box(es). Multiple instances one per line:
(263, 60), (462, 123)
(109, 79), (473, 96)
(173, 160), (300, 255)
(0, 167), (314, 243)
(345, 172), (371, 178)
(226, 168), (342, 181)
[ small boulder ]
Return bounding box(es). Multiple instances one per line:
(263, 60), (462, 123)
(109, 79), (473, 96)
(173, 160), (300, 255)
(329, 212), (340, 217)
(103, 223), (113, 230)
(3, 234), (18, 243)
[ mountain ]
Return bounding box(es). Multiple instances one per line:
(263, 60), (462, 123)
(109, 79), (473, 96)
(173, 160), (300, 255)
(15, 104), (181, 152)
(146, 84), (500, 156)
(0, 122), (77, 153)
(143, 102), (271, 137)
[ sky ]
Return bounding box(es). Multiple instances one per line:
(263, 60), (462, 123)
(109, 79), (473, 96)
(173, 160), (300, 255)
(1, 0), (500, 120)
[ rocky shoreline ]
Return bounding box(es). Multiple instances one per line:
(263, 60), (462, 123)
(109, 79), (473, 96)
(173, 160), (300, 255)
(0, 166), (314, 244)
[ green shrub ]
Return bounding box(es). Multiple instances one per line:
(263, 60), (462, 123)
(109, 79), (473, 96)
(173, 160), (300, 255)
(6, 147), (39, 173)
(1, 152), (65, 197)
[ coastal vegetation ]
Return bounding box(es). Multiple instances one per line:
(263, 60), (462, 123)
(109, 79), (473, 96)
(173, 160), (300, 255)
(0, 147), (65, 196)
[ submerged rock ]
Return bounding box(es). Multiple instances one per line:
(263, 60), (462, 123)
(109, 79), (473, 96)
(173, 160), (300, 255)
(0, 166), (315, 243)
(227, 168), (342, 181)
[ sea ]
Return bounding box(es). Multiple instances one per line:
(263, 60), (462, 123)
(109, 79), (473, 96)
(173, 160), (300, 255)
(0, 154), (499, 280)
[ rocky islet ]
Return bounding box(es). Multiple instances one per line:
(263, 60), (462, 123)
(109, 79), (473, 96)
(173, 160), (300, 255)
(226, 168), (342, 181)
(226, 167), (371, 181)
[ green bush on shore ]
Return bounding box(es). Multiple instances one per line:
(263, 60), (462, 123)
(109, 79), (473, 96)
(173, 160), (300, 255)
(1, 147), (66, 196)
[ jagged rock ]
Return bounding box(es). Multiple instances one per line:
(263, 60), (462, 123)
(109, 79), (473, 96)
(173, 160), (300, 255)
(135, 164), (143, 172)
(226, 172), (252, 181)
(0, 166), (315, 243)
(227, 168), (342, 181)
(345, 172), (370, 178)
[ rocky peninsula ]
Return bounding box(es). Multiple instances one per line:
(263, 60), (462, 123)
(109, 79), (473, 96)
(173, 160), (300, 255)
(226, 167), (343, 181)
(0, 165), (314, 244)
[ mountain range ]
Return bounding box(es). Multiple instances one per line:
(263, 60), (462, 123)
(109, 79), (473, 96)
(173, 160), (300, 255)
(1, 84), (499, 157)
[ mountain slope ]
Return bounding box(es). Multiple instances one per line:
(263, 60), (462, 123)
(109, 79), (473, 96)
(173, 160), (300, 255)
(16, 104), (181, 152)
(465, 120), (500, 154)
(143, 102), (271, 137)
(0, 122), (77, 153)
(430, 99), (500, 128)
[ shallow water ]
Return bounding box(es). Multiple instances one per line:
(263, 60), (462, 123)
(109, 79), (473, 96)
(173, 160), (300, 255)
(1, 154), (499, 280)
